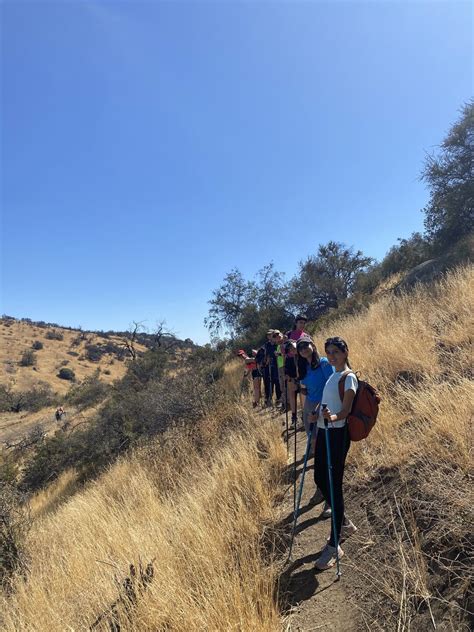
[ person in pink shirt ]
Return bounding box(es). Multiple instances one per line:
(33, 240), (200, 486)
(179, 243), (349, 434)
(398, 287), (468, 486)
(285, 314), (309, 425)
(285, 315), (309, 418)
(287, 314), (309, 342)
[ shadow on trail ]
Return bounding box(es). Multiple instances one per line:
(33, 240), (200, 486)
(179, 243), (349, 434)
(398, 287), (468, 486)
(279, 552), (324, 610)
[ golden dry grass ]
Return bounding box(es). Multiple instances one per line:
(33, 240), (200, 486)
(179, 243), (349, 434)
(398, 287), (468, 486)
(311, 265), (473, 476)
(0, 405), (286, 631)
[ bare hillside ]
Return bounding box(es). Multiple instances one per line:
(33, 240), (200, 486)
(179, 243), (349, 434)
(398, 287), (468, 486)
(0, 319), (147, 395)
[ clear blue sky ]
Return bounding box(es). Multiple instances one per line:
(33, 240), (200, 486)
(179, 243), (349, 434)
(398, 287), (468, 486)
(2, 1), (472, 344)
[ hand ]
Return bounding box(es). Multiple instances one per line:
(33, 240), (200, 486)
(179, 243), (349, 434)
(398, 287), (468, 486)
(309, 412), (318, 423)
(322, 406), (333, 421)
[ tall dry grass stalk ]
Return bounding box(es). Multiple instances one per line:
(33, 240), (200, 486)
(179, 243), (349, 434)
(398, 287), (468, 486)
(1, 405), (286, 631)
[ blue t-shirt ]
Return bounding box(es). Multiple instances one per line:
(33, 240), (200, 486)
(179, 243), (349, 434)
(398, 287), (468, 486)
(300, 357), (334, 403)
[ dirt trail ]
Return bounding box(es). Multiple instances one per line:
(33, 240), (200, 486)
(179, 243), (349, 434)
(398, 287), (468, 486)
(274, 411), (366, 632)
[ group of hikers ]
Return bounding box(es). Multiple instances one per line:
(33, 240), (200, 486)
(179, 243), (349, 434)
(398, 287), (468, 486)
(237, 315), (361, 572)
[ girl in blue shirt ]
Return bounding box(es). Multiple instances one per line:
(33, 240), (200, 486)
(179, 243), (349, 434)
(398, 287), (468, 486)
(296, 335), (334, 511)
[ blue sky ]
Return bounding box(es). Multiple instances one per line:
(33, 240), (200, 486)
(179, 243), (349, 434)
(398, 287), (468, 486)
(2, 1), (472, 344)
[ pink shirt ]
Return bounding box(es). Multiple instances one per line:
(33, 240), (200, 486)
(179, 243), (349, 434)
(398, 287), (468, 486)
(288, 329), (307, 341)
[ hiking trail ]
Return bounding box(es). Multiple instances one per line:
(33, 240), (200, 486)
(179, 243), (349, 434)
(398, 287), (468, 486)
(272, 408), (369, 632)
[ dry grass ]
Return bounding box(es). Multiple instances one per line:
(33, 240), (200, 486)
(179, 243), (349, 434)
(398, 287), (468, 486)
(311, 265), (473, 473)
(311, 264), (473, 630)
(0, 404), (286, 631)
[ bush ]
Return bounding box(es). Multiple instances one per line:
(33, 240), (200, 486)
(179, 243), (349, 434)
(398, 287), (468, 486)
(45, 330), (64, 341)
(19, 350), (36, 367)
(58, 368), (75, 381)
(0, 385), (54, 413)
(84, 344), (104, 362)
(31, 340), (43, 350)
(66, 373), (110, 410)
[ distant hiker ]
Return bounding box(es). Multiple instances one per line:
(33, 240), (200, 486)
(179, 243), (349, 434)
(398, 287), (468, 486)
(237, 349), (261, 408)
(286, 315), (309, 417)
(296, 335), (334, 509)
(287, 314), (309, 343)
(261, 330), (274, 406)
(55, 406), (65, 422)
(264, 330), (283, 406)
(313, 336), (358, 571)
(273, 330), (287, 411)
(284, 339), (299, 426)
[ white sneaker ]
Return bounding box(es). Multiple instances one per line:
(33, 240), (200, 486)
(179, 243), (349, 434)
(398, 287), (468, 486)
(315, 543), (344, 570)
(341, 519), (358, 540)
(327, 519), (358, 543)
(321, 502), (332, 518)
(309, 489), (324, 505)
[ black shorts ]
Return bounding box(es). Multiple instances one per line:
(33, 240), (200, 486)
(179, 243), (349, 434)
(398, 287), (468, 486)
(252, 368), (261, 379)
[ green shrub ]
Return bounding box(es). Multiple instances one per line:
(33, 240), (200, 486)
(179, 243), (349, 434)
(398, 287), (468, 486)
(66, 373), (109, 410)
(19, 350), (36, 367)
(58, 368), (75, 381)
(31, 340), (43, 350)
(45, 330), (64, 341)
(84, 344), (104, 362)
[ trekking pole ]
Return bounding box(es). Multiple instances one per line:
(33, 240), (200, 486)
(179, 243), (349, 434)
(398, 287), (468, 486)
(322, 404), (342, 580)
(293, 391), (298, 512)
(284, 379), (289, 457)
(287, 422), (316, 561)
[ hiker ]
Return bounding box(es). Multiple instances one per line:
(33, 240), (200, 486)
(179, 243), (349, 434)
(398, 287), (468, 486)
(261, 330), (274, 406)
(296, 335), (334, 510)
(237, 349), (261, 408)
(55, 406), (65, 423)
(263, 330), (282, 406)
(274, 330), (287, 411)
(284, 339), (299, 426)
(313, 336), (358, 571)
(286, 315), (309, 416)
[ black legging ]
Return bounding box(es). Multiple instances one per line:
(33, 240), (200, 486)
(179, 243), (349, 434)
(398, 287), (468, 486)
(314, 426), (350, 547)
(264, 364), (282, 401)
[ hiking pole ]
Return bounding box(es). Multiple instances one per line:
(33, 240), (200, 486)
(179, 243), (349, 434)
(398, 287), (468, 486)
(293, 390), (298, 512)
(287, 422), (316, 561)
(284, 379), (289, 457)
(322, 404), (342, 580)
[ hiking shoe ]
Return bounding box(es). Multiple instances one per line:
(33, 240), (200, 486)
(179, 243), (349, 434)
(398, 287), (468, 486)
(341, 519), (358, 540)
(314, 544), (344, 571)
(320, 502), (332, 519)
(309, 488), (324, 505)
(327, 519), (358, 543)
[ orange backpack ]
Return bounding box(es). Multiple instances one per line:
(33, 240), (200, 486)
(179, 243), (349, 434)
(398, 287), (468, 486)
(338, 371), (381, 441)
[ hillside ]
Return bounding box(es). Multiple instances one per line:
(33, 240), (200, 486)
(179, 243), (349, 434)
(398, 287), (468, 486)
(0, 318), (148, 395)
(1, 266), (472, 631)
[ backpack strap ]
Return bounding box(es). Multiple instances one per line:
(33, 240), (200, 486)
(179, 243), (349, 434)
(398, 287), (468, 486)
(338, 370), (356, 402)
